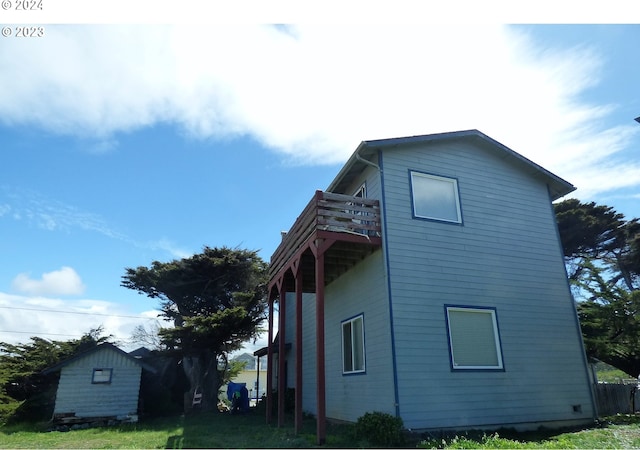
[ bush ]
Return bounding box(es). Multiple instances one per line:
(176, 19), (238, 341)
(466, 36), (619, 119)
(355, 411), (405, 446)
(257, 388), (296, 414)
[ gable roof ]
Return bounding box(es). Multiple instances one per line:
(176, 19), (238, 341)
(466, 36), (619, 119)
(42, 342), (157, 375)
(327, 129), (576, 201)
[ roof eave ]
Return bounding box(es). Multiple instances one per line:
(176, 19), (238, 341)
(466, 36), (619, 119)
(326, 129), (576, 200)
(42, 343), (157, 375)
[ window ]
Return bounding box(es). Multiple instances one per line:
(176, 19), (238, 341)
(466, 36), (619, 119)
(410, 171), (462, 223)
(92, 368), (113, 384)
(445, 306), (503, 370)
(350, 183), (368, 233)
(342, 314), (365, 374)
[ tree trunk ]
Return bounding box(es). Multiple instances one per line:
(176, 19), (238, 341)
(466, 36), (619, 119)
(182, 352), (219, 413)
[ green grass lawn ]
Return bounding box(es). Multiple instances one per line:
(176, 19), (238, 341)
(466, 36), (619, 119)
(2, 412), (640, 448)
(0, 411), (356, 449)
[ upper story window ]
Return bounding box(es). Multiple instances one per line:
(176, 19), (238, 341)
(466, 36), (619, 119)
(342, 314), (365, 374)
(410, 171), (462, 224)
(353, 183), (366, 199)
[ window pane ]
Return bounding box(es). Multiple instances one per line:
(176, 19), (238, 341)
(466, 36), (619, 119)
(411, 172), (461, 223)
(92, 368), (112, 383)
(352, 317), (364, 371)
(448, 308), (501, 368)
(343, 322), (353, 372)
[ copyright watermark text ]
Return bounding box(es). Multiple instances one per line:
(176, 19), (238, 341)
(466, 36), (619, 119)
(1, 26), (45, 37)
(1, 0), (43, 10)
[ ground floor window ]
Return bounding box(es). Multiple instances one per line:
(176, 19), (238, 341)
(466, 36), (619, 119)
(445, 306), (503, 370)
(342, 314), (365, 374)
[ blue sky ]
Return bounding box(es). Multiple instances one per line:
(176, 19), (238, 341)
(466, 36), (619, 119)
(1, 20), (639, 352)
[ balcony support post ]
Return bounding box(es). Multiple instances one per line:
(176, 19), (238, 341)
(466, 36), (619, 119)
(266, 291), (275, 424)
(314, 246), (327, 445)
(294, 261), (304, 434)
(277, 284), (287, 427)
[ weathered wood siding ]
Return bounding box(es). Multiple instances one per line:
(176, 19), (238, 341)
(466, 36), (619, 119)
(380, 139), (594, 430)
(53, 346), (142, 418)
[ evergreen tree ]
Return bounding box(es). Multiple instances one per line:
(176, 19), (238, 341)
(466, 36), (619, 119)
(0, 328), (111, 423)
(121, 246), (268, 412)
(555, 199), (640, 376)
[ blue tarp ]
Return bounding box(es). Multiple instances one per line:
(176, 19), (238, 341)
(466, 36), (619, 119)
(227, 382), (249, 412)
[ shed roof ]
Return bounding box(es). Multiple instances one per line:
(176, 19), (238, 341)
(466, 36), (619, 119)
(327, 129), (576, 201)
(42, 342), (157, 375)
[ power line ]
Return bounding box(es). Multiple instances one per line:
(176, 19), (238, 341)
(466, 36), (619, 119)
(0, 305), (158, 320)
(0, 330), (85, 337)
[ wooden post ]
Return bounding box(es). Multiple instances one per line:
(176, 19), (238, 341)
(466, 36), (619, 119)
(315, 249), (326, 445)
(295, 263), (303, 434)
(278, 287), (286, 427)
(255, 353), (260, 404)
(266, 295), (274, 424)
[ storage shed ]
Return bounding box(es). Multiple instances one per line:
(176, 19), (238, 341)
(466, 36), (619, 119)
(43, 343), (155, 424)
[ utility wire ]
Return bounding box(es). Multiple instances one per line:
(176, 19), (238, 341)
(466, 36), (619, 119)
(0, 330), (85, 337)
(0, 305), (158, 320)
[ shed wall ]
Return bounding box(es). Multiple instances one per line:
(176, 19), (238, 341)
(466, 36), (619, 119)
(53, 347), (142, 419)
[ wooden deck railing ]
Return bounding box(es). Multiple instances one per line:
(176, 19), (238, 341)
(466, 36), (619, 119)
(270, 190), (381, 278)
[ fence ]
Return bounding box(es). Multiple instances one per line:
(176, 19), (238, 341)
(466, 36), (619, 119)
(594, 381), (640, 416)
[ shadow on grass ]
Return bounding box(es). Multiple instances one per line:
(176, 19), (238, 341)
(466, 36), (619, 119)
(164, 409), (360, 449)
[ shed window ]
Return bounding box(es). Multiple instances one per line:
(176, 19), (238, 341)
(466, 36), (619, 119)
(92, 368), (113, 384)
(445, 306), (503, 370)
(342, 314), (365, 374)
(410, 171), (462, 223)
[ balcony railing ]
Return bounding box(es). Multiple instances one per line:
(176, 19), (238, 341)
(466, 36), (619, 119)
(270, 190), (381, 278)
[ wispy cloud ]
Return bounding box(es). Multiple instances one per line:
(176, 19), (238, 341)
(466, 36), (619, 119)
(0, 204), (10, 217)
(0, 25), (638, 198)
(0, 186), (191, 259)
(146, 238), (193, 260)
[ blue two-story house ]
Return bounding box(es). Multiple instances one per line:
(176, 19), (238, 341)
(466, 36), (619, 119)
(263, 129), (595, 444)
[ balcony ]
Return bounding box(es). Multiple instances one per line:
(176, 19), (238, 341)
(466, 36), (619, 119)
(269, 190), (382, 291)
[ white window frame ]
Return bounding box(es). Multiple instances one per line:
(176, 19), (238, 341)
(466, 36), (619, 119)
(92, 368), (113, 384)
(342, 314), (365, 374)
(410, 171), (462, 224)
(445, 306), (504, 370)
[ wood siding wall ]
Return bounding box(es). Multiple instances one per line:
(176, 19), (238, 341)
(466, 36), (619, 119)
(323, 249), (395, 421)
(53, 347), (142, 418)
(284, 250), (395, 422)
(283, 163), (396, 421)
(281, 291), (317, 413)
(380, 140), (594, 430)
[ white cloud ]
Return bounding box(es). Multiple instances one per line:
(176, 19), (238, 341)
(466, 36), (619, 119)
(0, 292), (161, 351)
(0, 292), (268, 356)
(0, 25), (638, 197)
(11, 266), (86, 296)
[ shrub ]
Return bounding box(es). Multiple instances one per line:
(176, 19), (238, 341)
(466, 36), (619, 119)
(355, 411), (405, 446)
